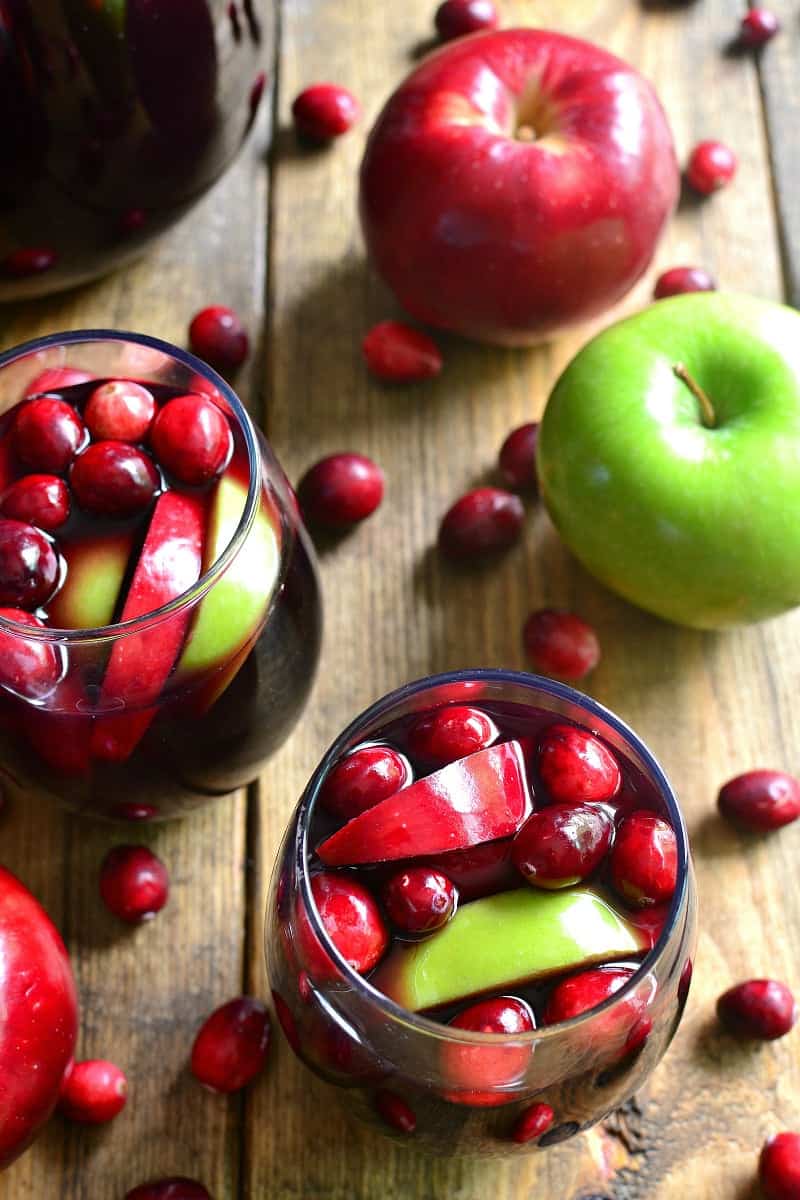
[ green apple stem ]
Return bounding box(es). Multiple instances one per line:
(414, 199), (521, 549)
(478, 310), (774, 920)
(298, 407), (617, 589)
(673, 362), (716, 428)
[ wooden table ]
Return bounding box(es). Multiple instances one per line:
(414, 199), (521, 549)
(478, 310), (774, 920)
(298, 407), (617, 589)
(4, 1), (800, 1196)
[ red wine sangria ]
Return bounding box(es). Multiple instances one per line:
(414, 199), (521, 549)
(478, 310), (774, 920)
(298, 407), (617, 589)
(0, 331), (321, 819)
(267, 672), (696, 1156)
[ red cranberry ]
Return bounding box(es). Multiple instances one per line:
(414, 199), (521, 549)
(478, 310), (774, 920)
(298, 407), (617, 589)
(0, 519), (59, 609)
(0, 608), (61, 699)
(654, 266), (717, 299)
(297, 452), (384, 528)
(320, 744), (411, 820)
(0, 474), (70, 531)
(99, 845), (169, 923)
(498, 422), (539, 492)
(610, 810), (677, 908)
(407, 704), (497, 766)
(760, 1133), (800, 1200)
(512, 803), (614, 889)
(188, 305), (249, 373)
(362, 321), (443, 383)
(435, 0), (499, 40)
(150, 394), (232, 486)
(59, 1059), (128, 1123)
(249, 71), (266, 117)
(740, 7), (780, 46)
(685, 140), (737, 194)
(85, 380), (156, 443)
(292, 83), (360, 141)
(717, 979), (797, 1041)
(523, 609), (600, 681)
(512, 1101), (555, 1144)
(190, 996), (271, 1093)
(71, 441), (159, 516)
(23, 367), (92, 398)
(375, 1089), (416, 1134)
(438, 487), (525, 559)
(544, 965), (635, 1025)
(119, 207), (147, 236)
(382, 866), (457, 934)
(271, 990), (302, 1055)
(717, 769), (800, 832)
(3, 246), (58, 277)
(537, 724), (621, 805)
(443, 996), (535, 1105)
(309, 871), (389, 974)
(14, 397), (86, 473)
(125, 1179), (211, 1200)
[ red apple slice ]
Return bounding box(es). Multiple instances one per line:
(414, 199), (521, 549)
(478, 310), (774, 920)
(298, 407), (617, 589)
(316, 741), (531, 867)
(91, 490), (205, 762)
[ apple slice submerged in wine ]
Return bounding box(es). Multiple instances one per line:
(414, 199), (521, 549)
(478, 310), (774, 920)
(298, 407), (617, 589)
(48, 534), (134, 630)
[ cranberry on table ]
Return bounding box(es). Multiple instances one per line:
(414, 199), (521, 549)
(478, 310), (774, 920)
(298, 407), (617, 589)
(610, 810), (677, 908)
(59, 1059), (128, 1123)
(523, 609), (600, 681)
(190, 996), (271, 1093)
(297, 452), (384, 528)
(320, 744), (411, 820)
(2, 246), (58, 278)
(537, 724), (621, 805)
(382, 866), (457, 934)
(512, 1101), (555, 1144)
(84, 380), (156, 443)
(13, 397), (86, 473)
(717, 979), (797, 1041)
(739, 7), (780, 47)
(292, 83), (361, 141)
(24, 367), (92, 398)
(307, 871), (388, 974)
(125, 1179), (211, 1200)
(717, 769), (800, 832)
(0, 608), (61, 699)
(438, 487), (524, 559)
(0, 519), (59, 609)
(435, 0), (499, 40)
(760, 1133), (800, 1200)
(375, 1089), (417, 1134)
(685, 140), (737, 194)
(71, 441), (159, 517)
(407, 704), (497, 765)
(498, 422), (539, 492)
(362, 320), (443, 383)
(512, 803), (614, 889)
(0, 475), (70, 532)
(99, 846), (169, 923)
(654, 266), (717, 299)
(544, 965), (635, 1025)
(188, 305), (249, 373)
(150, 394), (232, 486)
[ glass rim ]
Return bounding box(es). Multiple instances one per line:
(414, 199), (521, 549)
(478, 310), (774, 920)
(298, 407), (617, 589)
(0, 329), (264, 645)
(294, 668), (691, 1046)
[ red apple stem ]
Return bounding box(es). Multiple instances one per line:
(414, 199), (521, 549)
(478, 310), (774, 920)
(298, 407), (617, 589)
(672, 362), (716, 428)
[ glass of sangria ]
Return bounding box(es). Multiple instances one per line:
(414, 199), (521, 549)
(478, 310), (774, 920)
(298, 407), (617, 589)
(0, 330), (321, 820)
(267, 670), (696, 1157)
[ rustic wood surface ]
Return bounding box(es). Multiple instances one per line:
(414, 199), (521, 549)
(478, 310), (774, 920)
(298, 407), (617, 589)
(3, 0), (799, 1196)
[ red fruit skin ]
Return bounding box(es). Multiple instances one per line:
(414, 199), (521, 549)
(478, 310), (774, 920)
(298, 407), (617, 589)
(0, 608), (61, 699)
(610, 810), (678, 908)
(407, 705), (497, 766)
(544, 965), (635, 1026)
(3, 247), (58, 277)
(23, 368), (93, 399)
(537, 724), (621, 804)
(685, 140), (737, 194)
(99, 846), (169, 923)
(191, 996), (271, 1093)
(125, 1179), (211, 1200)
(523, 609), (600, 681)
(498, 423), (539, 492)
(512, 1101), (555, 1143)
(316, 740), (531, 866)
(381, 866), (457, 933)
(84, 381), (156, 443)
(740, 8), (780, 47)
(511, 802), (614, 889)
(302, 871), (388, 975)
(375, 1089), (417, 1133)
(359, 29), (679, 345)
(297, 452), (384, 528)
(717, 980), (797, 1041)
(436, 0), (499, 40)
(320, 744), (412, 820)
(421, 837), (519, 901)
(442, 996), (535, 1106)
(150, 394), (232, 486)
(717, 769), (800, 832)
(70, 441), (159, 517)
(0, 865), (78, 1168)
(59, 1059), (128, 1123)
(760, 1133), (800, 1200)
(0, 519), (59, 609)
(653, 265), (716, 299)
(14, 397), (85, 473)
(292, 83), (361, 141)
(362, 320), (443, 383)
(0, 474), (71, 531)
(188, 306), (249, 373)
(438, 487), (524, 559)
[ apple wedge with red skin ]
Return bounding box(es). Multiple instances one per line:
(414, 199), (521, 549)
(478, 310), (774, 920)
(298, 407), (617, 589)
(316, 741), (531, 867)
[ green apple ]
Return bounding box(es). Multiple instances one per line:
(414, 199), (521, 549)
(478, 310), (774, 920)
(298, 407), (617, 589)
(537, 292), (800, 628)
(370, 886), (646, 1011)
(62, 0), (132, 107)
(49, 535), (133, 630)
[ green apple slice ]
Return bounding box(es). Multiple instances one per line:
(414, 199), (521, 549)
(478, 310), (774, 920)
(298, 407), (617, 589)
(49, 535), (133, 630)
(370, 887), (648, 1012)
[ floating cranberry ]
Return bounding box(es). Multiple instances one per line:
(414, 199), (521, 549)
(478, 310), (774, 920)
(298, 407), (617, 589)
(498, 422), (539, 492)
(308, 871), (389, 974)
(407, 704), (497, 766)
(362, 320), (443, 383)
(125, 1179), (211, 1200)
(319, 744), (411, 820)
(99, 845), (169, 923)
(740, 7), (780, 46)
(438, 487), (525, 559)
(14, 397), (86, 473)
(443, 996), (535, 1106)
(375, 1089), (417, 1134)
(537, 724), (621, 805)
(85, 380), (156, 443)
(0, 475), (70, 531)
(249, 71), (267, 118)
(292, 83), (361, 141)
(71, 441), (159, 516)
(435, 0), (499, 40)
(59, 1059), (128, 1123)
(717, 979), (797, 1041)
(119, 207), (148, 237)
(610, 810), (678, 908)
(512, 1101), (555, 1144)
(685, 140), (737, 194)
(188, 305), (249, 373)
(150, 394), (232, 486)
(297, 452), (384, 528)
(717, 769), (800, 832)
(190, 996), (271, 1093)
(3, 246), (58, 277)
(0, 519), (59, 609)
(653, 266), (717, 299)
(382, 866), (457, 934)
(23, 367), (92, 398)
(0, 608), (61, 699)
(544, 965), (635, 1025)
(523, 609), (600, 681)
(760, 1133), (800, 1200)
(512, 803), (614, 889)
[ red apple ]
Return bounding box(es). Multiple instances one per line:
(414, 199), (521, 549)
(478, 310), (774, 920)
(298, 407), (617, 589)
(359, 29), (678, 345)
(0, 865), (78, 1168)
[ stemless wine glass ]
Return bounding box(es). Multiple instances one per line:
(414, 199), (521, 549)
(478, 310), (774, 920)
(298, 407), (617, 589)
(266, 670), (697, 1158)
(0, 330), (321, 820)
